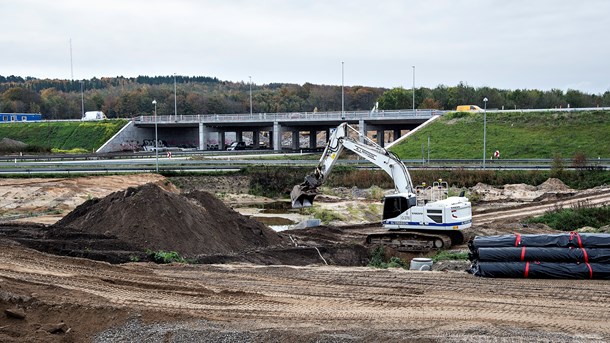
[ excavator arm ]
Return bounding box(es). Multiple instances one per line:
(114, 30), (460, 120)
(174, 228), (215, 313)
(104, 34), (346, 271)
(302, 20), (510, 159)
(291, 123), (414, 208)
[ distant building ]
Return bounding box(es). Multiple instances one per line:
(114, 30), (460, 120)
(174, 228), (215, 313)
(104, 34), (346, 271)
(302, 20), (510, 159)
(0, 113), (42, 122)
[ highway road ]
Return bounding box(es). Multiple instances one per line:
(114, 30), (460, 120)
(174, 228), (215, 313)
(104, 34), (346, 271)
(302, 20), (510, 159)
(0, 151), (607, 174)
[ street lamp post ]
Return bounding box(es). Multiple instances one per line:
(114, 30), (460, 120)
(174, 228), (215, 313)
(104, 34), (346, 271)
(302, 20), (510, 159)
(483, 97), (488, 169)
(173, 73), (177, 121)
(412, 65), (415, 113)
(341, 61), (345, 120)
(80, 80), (84, 119)
(152, 99), (159, 173)
(249, 76), (253, 116)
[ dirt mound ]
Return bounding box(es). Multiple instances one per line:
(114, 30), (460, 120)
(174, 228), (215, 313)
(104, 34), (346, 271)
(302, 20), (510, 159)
(54, 183), (283, 257)
(537, 178), (572, 192)
(0, 138), (27, 151)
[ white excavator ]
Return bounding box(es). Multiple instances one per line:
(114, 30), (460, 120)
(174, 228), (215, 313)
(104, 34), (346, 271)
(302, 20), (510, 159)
(291, 122), (472, 251)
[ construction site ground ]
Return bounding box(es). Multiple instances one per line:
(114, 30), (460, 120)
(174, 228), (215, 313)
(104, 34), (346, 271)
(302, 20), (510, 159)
(0, 174), (609, 342)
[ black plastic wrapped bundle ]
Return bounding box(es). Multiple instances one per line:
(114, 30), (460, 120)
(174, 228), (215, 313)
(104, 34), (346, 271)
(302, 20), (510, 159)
(473, 247), (610, 263)
(470, 232), (610, 250)
(468, 233), (610, 279)
(470, 261), (610, 279)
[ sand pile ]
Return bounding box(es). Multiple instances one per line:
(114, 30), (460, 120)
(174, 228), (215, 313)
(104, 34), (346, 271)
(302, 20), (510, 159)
(54, 183), (283, 257)
(472, 178), (575, 202)
(537, 178), (572, 192)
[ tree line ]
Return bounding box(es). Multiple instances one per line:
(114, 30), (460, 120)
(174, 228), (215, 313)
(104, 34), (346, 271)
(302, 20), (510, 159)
(0, 75), (609, 119)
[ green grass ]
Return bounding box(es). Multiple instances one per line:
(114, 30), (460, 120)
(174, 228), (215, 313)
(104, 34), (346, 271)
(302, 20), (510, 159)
(431, 250), (469, 262)
(390, 111), (610, 159)
(0, 120), (127, 152)
(302, 206), (346, 224)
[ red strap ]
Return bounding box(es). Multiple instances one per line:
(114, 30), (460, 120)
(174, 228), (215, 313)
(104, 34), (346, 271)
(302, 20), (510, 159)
(520, 246), (526, 261)
(570, 232), (584, 248)
(515, 233), (521, 247)
(582, 248), (589, 263)
(524, 261), (530, 278)
(586, 263), (593, 279)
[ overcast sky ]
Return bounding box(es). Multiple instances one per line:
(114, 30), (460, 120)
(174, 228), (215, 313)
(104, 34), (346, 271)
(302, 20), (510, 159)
(2, 0), (609, 93)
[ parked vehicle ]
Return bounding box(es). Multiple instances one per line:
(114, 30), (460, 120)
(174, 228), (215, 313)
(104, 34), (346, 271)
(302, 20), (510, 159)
(226, 141), (246, 151)
(456, 105), (482, 112)
(82, 111), (107, 121)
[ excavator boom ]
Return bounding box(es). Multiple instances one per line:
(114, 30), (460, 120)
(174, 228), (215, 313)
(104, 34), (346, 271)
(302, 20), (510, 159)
(291, 123), (414, 208)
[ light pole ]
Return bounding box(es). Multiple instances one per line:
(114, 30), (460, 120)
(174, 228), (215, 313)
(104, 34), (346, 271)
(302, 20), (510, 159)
(341, 61), (345, 120)
(249, 76), (253, 116)
(173, 73), (177, 121)
(152, 99), (159, 173)
(80, 80), (84, 119)
(412, 65), (415, 113)
(483, 97), (488, 169)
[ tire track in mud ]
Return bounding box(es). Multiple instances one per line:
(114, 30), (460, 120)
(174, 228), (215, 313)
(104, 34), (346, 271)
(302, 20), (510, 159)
(1, 243), (610, 338)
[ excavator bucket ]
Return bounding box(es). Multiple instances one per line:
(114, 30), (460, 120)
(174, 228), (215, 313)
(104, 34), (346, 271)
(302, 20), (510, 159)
(290, 185), (317, 208)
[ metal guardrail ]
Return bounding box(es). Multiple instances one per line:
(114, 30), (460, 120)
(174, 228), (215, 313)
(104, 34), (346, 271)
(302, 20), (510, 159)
(1, 152), (608, 164)
(132, 106), (610, 124)
(133, 109), (442, 124)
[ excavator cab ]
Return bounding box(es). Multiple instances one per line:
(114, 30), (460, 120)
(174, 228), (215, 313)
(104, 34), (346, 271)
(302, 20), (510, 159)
(382, 194), (416, 220)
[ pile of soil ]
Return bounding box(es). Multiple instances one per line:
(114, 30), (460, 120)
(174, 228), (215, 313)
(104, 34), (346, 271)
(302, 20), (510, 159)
(0, 138), (27, 151)
(54, 183), (284, 257)
(537, 178), (572, 192)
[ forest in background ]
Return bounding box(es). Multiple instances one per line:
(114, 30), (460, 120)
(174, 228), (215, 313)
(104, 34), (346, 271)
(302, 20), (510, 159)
(1, 74), (609, 119)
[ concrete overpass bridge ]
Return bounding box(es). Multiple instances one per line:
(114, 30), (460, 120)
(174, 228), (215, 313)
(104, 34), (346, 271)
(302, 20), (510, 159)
(98, 109), (445, 152)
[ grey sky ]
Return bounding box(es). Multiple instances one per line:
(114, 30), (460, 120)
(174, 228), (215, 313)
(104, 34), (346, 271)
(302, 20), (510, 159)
(2, 0), (609, 93)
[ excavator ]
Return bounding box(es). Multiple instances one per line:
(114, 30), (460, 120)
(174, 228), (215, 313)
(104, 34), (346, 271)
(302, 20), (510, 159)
(291, 123), (472, 252)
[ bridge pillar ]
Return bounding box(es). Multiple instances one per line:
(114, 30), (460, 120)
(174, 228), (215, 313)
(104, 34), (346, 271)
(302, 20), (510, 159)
(393, 129), (402, 142)
(236, 131), (243, 143)
(376, 130), (384, 147)
(292, 130), (300, 150)
(198, 123), (206, 150)
(309, 130), (317, 149)
(219, 131), (226, 150)
(359, 119), (367, 144)
(253, 130), (260, 149)
(273, 122), (281, 151)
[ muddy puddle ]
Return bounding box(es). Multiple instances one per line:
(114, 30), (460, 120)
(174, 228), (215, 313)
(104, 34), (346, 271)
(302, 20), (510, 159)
(234, 201), (310, 232)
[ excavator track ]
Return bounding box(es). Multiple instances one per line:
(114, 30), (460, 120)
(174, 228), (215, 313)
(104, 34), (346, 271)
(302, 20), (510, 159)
(365, 230), (465, 253)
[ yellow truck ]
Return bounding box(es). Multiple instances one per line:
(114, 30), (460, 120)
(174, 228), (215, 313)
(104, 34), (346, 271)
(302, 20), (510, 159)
(456, 105), (483, 112)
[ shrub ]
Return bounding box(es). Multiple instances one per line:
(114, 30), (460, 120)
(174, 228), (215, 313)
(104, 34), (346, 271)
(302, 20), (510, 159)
(526, 204), (610, 231)
(147, 250), (186, 263)
(367, 247), (408, 269)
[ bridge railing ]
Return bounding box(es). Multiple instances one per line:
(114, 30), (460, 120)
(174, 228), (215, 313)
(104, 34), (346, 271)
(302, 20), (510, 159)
(133, 109), (445, 123)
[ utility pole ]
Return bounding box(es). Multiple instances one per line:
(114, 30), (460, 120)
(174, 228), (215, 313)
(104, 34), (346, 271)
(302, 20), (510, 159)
(341, 62), (345, 120)
(173, 73), (177, 121)
(249, 76), (253, 116)
(412, 65), (415, 113)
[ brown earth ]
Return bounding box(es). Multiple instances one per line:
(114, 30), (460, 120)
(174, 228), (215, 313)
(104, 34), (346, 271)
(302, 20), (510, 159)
(1, 175), (610, 342)
(54, 184), (283, 258)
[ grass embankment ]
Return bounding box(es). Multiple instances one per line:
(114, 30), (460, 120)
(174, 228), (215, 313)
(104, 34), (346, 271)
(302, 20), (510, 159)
(390, 111), (610, 159)
(0, 120), (127, 153)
